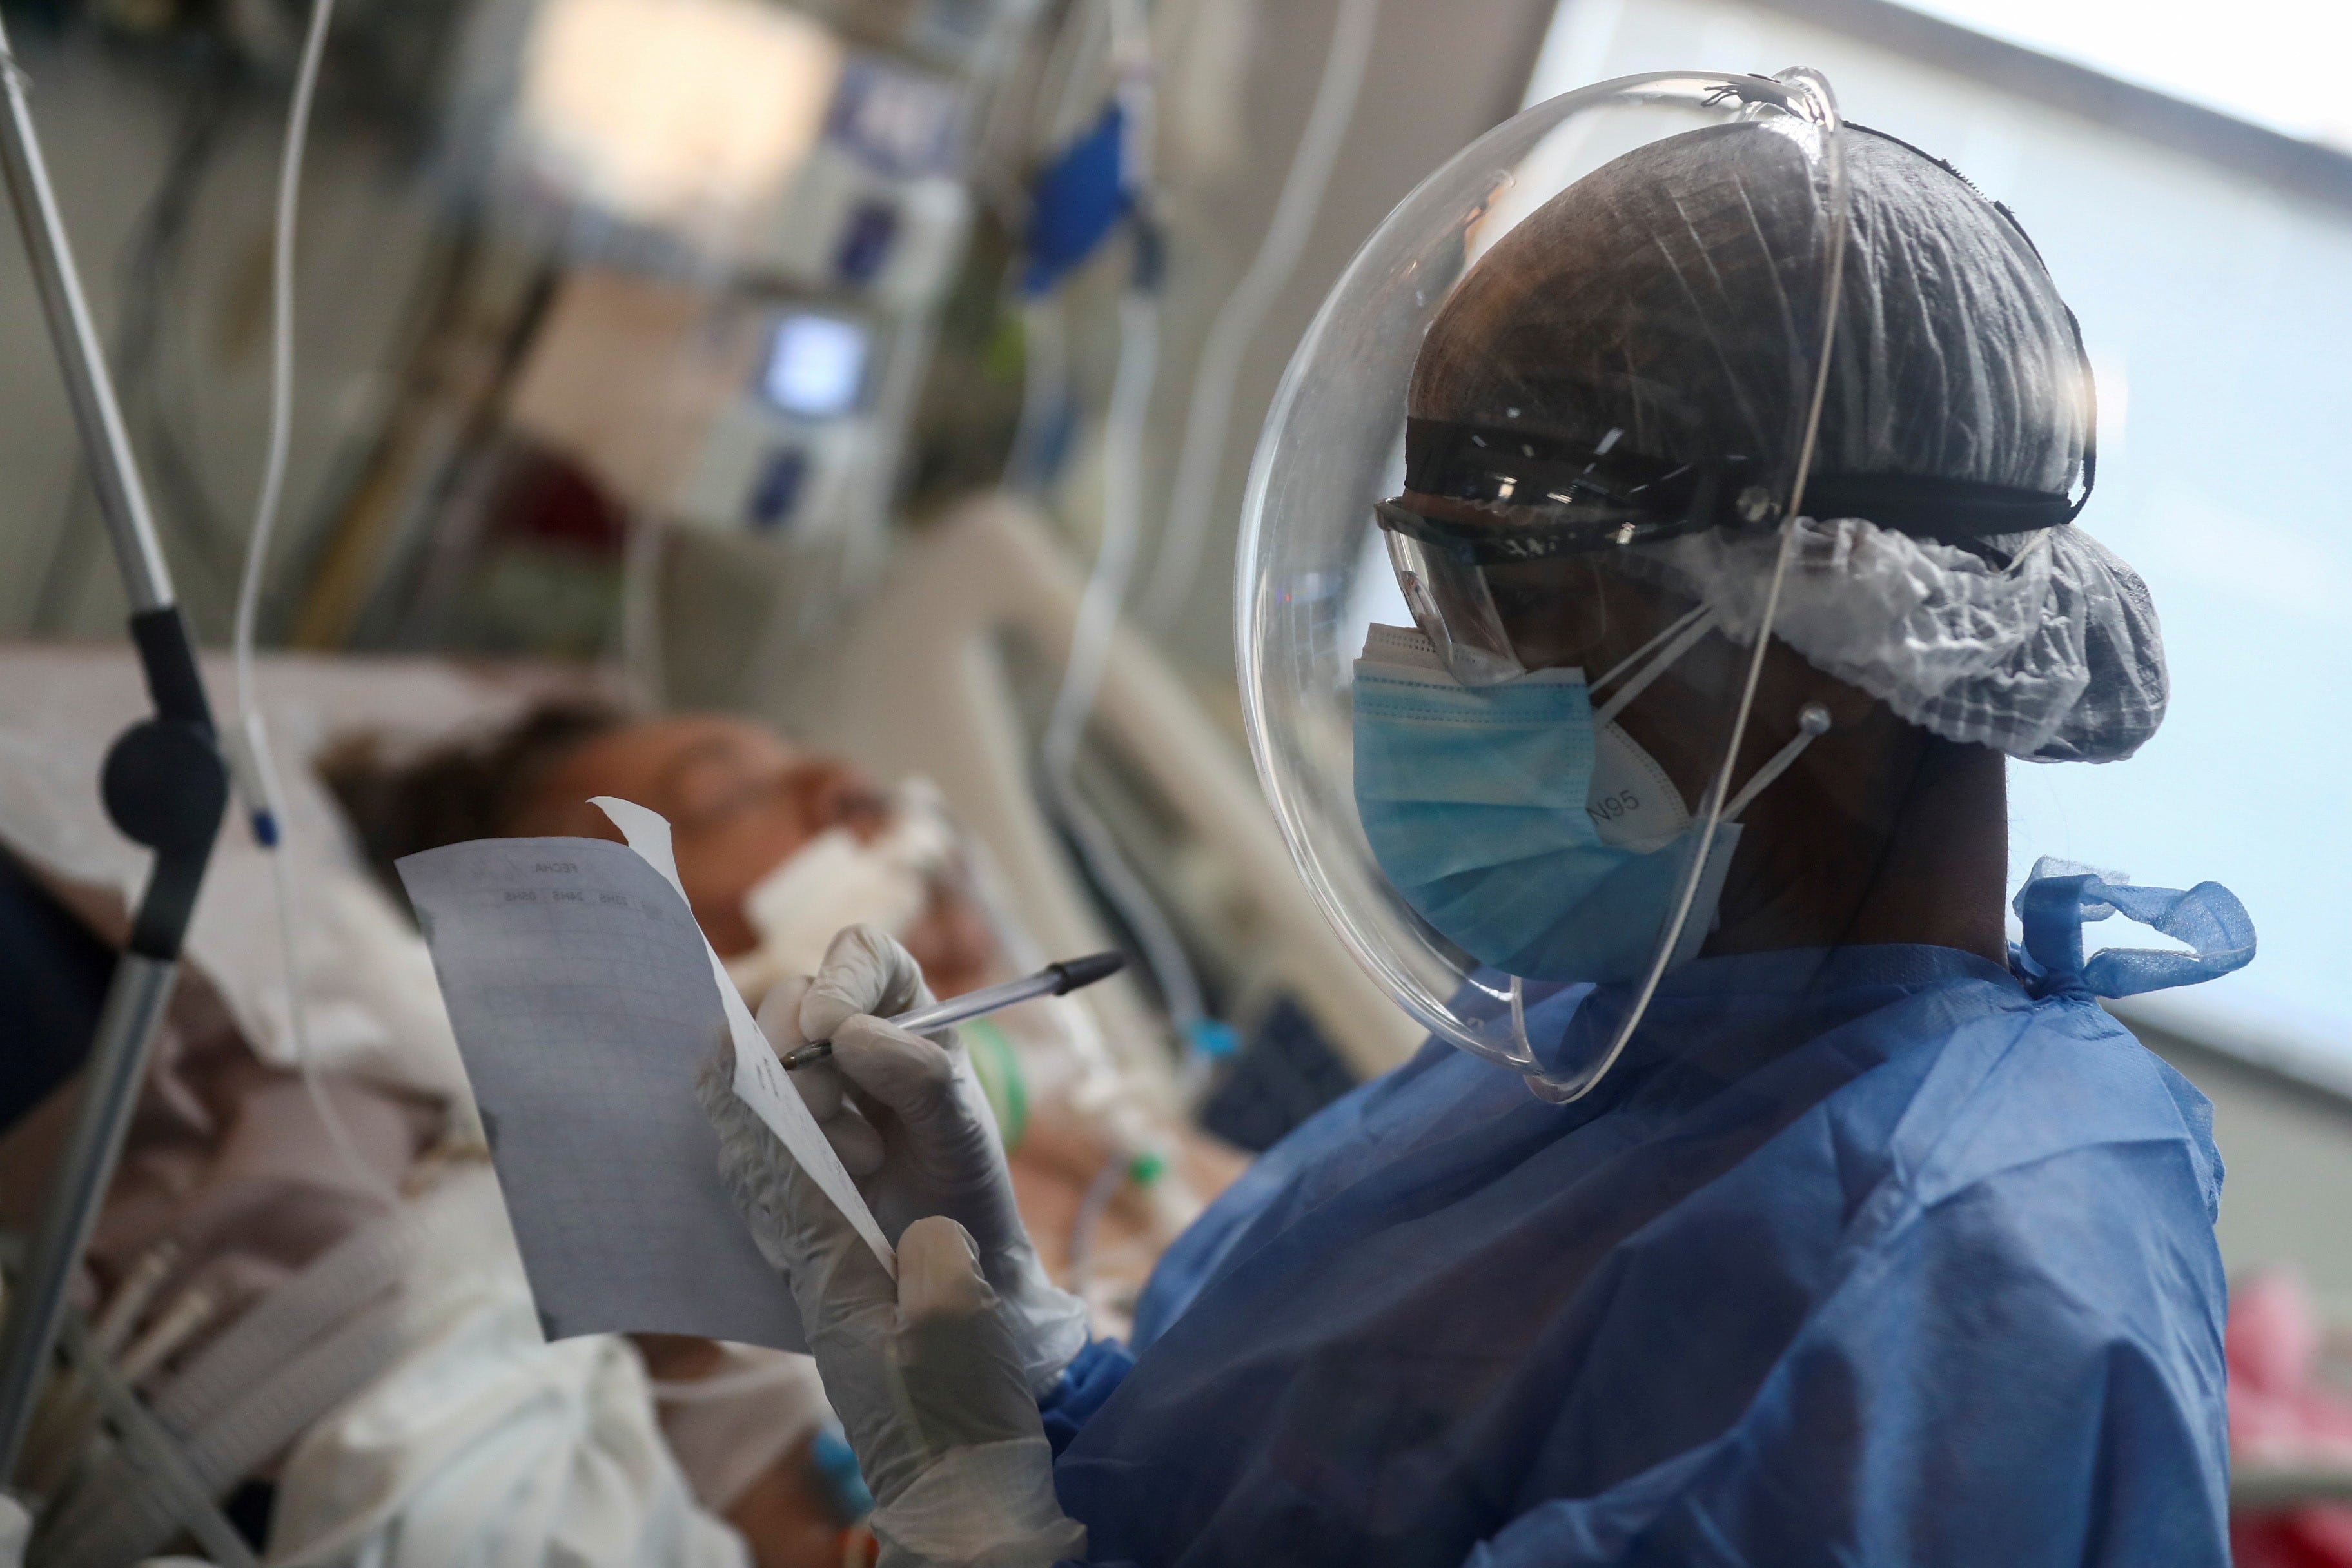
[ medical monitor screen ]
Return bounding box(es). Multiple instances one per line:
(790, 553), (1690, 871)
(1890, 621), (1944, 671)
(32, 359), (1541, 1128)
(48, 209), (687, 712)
(760, 313), (868, 420)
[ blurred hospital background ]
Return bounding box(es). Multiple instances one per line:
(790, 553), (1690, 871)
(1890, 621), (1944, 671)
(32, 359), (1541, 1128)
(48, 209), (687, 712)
(0, 0), (2345, 1560)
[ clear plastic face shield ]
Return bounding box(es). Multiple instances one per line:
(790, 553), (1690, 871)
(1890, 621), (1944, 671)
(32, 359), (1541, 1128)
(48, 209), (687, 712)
(1237, 71), (1852, 1101)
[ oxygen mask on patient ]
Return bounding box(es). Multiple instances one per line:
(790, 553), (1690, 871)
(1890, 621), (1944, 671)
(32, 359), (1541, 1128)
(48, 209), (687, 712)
(725, 781), (961, 1004)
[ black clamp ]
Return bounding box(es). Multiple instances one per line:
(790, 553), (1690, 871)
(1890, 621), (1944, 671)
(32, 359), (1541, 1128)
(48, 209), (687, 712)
(102, 607), (227, 961)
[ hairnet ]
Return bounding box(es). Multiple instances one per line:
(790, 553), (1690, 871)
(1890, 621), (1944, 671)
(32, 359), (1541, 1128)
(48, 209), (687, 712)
(1408, 124), (2165, 761)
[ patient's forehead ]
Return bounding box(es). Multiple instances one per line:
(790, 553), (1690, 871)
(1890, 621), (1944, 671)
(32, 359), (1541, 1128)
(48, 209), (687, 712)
(511, 714), (801, 836)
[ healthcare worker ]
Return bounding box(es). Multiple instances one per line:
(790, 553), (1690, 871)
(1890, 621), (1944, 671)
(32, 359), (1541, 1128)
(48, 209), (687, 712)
(698, 72), (2255, 1566)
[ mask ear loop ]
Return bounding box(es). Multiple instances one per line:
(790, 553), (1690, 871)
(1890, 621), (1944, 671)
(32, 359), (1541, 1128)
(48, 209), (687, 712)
(1499, 702), (1831, 1083)
(1592, 607), (1718, 729)
(1589, 602), (1711, 698)
(1720, 703), (1832, 822)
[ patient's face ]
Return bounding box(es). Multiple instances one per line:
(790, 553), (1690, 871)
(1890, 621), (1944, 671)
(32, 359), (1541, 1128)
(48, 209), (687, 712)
(507, 715), (990, 992)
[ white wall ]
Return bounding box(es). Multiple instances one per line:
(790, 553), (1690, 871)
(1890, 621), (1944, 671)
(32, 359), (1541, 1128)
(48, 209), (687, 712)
(2142, 1025), (2352, 1302)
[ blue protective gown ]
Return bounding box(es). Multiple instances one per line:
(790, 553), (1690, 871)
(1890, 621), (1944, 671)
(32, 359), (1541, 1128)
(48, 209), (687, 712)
(1042, 867), (2248, 1566)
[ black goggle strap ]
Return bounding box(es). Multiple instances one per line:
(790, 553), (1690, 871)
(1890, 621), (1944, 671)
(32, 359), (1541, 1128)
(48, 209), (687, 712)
(1798, 473), (2079, 545)
(1381, 465), (2082, 574)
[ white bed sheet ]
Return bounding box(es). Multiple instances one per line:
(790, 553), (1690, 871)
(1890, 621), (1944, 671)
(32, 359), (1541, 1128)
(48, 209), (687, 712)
(0, 643), (616, 1106)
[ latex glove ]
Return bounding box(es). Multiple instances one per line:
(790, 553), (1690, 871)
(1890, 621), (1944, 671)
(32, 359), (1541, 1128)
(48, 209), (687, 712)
(758, 926), (1088, 1395)
(698, 1062), (1084, 1568)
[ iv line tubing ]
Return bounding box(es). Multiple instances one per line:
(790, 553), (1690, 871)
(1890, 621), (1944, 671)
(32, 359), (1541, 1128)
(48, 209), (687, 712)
(231, 0), (335, 739)
(230, 0), (400, 1207)
(1137, 0), (1380, 630)
(1041, 0), (1157, 786)
(1041, 290), (1159, 783)
(1031, 1), (1213, 1040)
(1037, 291), (1210, 1032)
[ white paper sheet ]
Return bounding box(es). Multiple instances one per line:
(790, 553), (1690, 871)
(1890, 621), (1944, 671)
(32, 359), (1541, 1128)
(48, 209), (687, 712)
(397, 805), (889, 1350)
(589, 798), (894, 1275)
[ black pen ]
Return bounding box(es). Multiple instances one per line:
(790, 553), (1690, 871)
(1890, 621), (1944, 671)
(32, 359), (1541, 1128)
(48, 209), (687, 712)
(779, 952), (1127, 1070)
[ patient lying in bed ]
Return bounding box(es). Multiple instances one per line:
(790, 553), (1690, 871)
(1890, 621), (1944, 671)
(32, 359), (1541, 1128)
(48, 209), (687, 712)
(0, 645), (1235, 1567)
(322, 702), (995, 1001)
(320, 698), (1238, 1273)
(319, 698), (1242, 1565)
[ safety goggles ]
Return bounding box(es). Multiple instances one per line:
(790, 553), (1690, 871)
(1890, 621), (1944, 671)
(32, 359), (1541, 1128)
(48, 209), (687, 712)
(1377, 420), (1771, 685)
(1378, 418), (2085, 685)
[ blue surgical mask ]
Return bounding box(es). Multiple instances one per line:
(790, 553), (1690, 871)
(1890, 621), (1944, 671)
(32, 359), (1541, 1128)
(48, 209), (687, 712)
(1351, 622), (1821, 985)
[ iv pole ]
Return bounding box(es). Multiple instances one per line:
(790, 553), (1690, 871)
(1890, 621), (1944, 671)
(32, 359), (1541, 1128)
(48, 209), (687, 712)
(0, 14), (230, 1486)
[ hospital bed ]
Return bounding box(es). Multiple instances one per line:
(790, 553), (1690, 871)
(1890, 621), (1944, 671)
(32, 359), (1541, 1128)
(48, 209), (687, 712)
(0, 646), (609, 1126)
(0, 496), (1421, 1139)
(0, 516), (1418, 1559)
(0, 649), (621, 1566)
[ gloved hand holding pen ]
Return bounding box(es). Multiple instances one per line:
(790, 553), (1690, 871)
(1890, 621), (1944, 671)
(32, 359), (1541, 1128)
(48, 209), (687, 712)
(761, 921), (1091, 1401)
(755, 925), (1092, 1397)
(698, 1041), (1085, 1566)
(698, 926), (1096, 1562)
